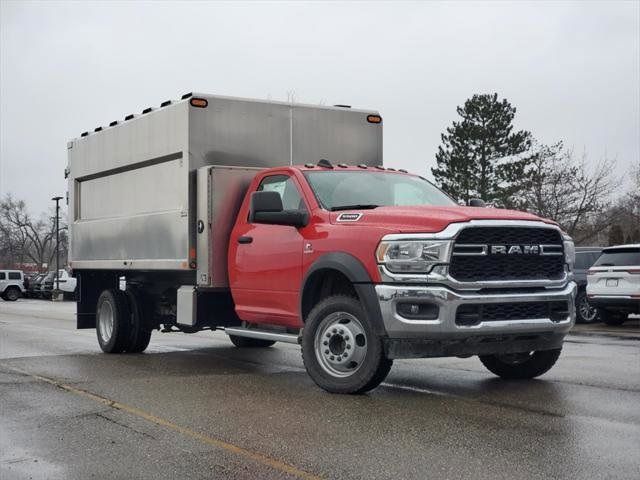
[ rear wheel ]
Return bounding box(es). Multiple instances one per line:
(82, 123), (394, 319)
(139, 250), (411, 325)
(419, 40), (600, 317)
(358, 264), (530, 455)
(301, 295), (392, 394)
(479, 349), (561, 379)
(124, 289), (152, 353)
(599, 309), (626, 326)
(575, 290), (599, 324)
(96, 289), (131, 353)
(228, 335), (275, 348)
(4, 287), (20, 301)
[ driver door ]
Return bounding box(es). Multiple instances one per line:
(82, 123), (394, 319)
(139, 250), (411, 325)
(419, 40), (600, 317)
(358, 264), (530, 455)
(231, 173), (307, 327)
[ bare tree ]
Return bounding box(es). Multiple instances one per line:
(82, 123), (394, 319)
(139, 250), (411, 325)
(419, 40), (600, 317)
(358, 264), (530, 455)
(520, 142), (619, 244)
(608, 161), (640, 244)
(0, 194), (67, 270)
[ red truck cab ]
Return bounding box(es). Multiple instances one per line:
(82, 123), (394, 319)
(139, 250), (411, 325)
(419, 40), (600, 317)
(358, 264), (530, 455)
(227, 163), (576, 393)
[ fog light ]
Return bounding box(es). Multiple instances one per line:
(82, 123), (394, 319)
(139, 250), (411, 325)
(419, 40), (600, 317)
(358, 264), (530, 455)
(397, 302), (439, 320)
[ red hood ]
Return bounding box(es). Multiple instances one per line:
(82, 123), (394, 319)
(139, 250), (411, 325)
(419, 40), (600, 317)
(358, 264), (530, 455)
(330, 205), (555, 233)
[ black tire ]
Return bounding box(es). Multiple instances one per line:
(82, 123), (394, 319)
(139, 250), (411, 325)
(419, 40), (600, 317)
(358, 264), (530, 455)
(228, 335), (275, 348)
(479, 348), (561, 379)
(301, 295), (392, 394)
(124, 290), (152, 353)
(96, 289), (131, 353)
(4, 287), (20, 301)
(575, 289), (599, 324)
(599, 309), (626, 326)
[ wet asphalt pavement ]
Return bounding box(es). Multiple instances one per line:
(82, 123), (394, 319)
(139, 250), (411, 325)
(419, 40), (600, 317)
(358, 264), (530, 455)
(1, 300), (639, 479)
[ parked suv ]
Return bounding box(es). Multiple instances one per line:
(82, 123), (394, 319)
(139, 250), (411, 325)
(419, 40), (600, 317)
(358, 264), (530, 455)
(587, 244), (640, 325)
(574, 247), (603, 323)
(0, 270), (25, 301)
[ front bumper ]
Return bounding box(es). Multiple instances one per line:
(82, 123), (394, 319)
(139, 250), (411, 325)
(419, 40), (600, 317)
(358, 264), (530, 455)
(375, 282), (576, 357)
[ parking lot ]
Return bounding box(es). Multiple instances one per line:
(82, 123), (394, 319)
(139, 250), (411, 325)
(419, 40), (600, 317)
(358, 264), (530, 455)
(1, 299), (639, 480)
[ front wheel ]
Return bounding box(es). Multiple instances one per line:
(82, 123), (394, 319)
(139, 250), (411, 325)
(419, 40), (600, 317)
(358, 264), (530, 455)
(479, 349), (561, 379)
(301, 295), (392, 394)
(575, 290), (599, 323)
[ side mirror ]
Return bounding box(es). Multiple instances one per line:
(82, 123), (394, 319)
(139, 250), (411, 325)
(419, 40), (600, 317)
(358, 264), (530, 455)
(468, 198), (486, 207)
(250, 191), (309, 228)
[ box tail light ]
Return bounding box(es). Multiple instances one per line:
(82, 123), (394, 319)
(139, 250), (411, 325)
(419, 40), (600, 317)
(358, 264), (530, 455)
(190, 98), (208, 108)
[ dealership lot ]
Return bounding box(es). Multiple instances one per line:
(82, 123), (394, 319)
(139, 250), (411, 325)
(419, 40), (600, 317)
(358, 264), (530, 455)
(1, 300), (639, 480)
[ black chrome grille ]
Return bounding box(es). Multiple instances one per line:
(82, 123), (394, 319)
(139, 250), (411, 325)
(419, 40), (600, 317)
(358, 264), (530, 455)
(455, 227), (561, 245)
(449, 227), (565, 282)
(456, 301), (569, 326)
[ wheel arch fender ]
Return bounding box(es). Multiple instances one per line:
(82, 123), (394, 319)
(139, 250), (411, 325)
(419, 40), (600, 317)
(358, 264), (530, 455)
(300, 252), (387, 336)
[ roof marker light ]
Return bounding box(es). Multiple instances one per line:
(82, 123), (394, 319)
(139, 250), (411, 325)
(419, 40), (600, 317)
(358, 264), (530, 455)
(124, 114), (134, 120)
(367, 114), (382, 124)
(357, 164), (368, 169)
(94, 127), (102, 132)
(317, 159), (334, 169)
(375, 165), (385, 170)
(160, 100), (172, 107)
(304, 163), (315, 168)
(334, 104), (351, 108)
(190, 98), (208, 108)
(399, 169), (408, 173)
(80, 132), (89, 137)
(181, 92), (193, 100)
(338, 163), (348, 168)
(142, 107), (153, 114)
(109, 121), (118, 127)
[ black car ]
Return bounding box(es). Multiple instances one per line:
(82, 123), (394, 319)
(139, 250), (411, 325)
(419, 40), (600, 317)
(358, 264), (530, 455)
(574, 247), (603, 323)
(39, 271), (56, 299)
(27, 273), (46, 298)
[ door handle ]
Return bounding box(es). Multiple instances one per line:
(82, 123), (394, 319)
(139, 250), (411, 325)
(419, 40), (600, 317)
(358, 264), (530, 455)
(238, 236), (253, 244)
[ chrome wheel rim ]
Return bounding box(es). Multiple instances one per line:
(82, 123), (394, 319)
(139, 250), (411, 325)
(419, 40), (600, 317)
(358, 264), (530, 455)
(98, 301), (114, 343)
(314, 312), (367, 378)
(578, 294), (598, 322)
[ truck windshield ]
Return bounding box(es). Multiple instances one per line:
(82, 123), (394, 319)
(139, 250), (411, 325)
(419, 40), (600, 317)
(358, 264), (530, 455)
(303, 171), (456, 210)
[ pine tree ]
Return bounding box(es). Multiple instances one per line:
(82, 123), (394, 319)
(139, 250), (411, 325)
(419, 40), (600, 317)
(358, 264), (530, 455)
(432, 93), (532, 205)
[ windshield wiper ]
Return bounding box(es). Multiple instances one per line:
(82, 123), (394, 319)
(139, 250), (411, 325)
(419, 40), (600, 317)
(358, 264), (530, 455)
(330, 204), (379, 211)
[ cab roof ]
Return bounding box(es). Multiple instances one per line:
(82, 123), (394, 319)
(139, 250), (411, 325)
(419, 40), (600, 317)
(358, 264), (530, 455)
(293, 159), (411, 175)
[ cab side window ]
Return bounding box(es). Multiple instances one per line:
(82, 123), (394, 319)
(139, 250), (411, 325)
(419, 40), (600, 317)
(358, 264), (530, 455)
(8, 272), (21, 280)
(0, 272), (6, 280)
(257, 175), (306, 211)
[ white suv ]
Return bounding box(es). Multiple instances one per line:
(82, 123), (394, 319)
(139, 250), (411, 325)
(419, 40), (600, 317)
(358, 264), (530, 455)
(587, 244), (640, 325)
(0, 270), (25, 301)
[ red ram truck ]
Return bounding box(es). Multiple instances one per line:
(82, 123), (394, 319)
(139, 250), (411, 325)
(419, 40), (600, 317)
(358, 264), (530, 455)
(68, 94), (577, 394)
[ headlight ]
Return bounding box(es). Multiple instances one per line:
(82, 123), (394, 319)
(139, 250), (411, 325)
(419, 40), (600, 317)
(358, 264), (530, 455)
(562, 233), (575, 271)
(376, 240), (452, 274)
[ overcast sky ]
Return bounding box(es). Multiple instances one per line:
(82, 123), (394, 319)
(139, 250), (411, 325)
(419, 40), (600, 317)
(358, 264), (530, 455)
(1, 0), (638, 215)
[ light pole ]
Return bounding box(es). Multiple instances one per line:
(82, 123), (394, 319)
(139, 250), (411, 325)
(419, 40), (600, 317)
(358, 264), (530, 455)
(51, 196), (63, 296)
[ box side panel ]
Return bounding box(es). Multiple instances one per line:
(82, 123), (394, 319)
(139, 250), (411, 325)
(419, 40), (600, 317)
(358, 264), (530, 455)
(188, 97), (292, 170)
(68, 103), (190, 270)
(292, 106), (382, 166)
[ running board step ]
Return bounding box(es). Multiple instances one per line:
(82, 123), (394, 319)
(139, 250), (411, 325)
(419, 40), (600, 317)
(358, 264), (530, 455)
(224, 327), (300, 344)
